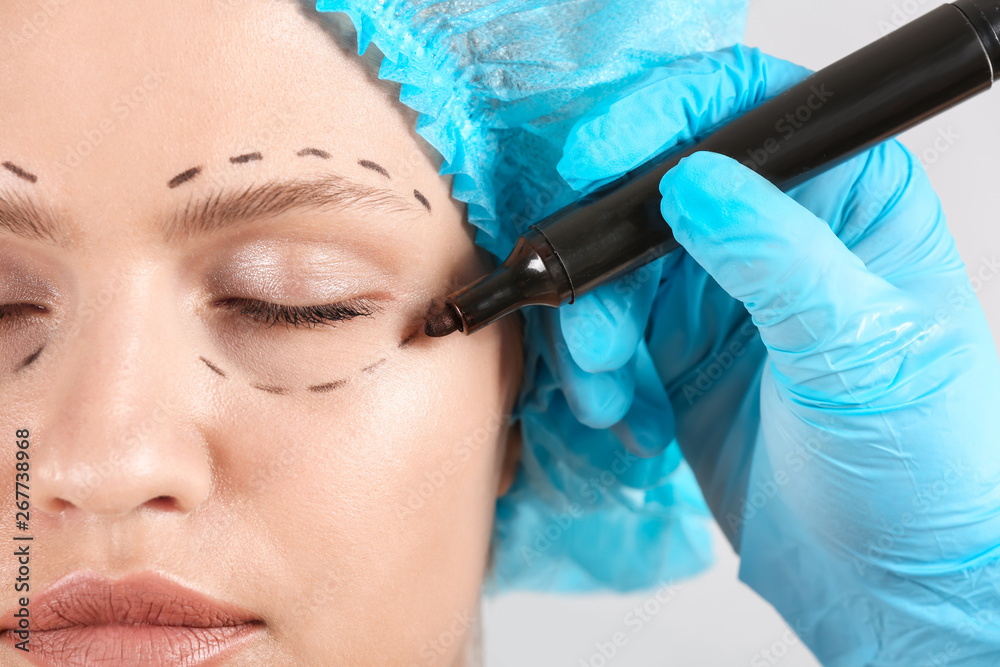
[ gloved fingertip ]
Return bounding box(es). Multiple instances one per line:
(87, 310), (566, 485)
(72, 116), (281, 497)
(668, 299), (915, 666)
(561, 294), (641, 373)
(659, 151), (763, 244)
(562, 364), (636, 430)
(558, 117), (645, 192)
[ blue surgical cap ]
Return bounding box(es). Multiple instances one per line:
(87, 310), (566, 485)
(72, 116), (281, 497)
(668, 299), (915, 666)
(316, 0), (750, 592)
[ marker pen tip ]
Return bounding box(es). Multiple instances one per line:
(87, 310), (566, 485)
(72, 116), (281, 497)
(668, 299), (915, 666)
(424, 303), (462, 337)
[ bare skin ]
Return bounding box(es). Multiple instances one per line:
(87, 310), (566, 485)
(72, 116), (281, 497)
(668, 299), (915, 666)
(0, 1), (523, 664)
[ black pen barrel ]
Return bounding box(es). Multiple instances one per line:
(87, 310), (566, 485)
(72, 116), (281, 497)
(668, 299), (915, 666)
(442, 1), (1000, 335)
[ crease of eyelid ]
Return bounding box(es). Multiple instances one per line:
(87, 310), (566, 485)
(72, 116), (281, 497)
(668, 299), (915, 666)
(164, 175), (421, 244)
(0, 188), (74, 248)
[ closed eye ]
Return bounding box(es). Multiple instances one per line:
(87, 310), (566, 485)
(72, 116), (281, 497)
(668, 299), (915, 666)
(215, 297), (381, 329)
(0, 303), (48, 321)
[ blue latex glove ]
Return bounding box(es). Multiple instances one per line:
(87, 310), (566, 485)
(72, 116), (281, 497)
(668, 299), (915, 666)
(557, 43), (1000, 664)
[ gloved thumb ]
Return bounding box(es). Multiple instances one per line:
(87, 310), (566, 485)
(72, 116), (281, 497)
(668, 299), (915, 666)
(660, 151), (914, 398)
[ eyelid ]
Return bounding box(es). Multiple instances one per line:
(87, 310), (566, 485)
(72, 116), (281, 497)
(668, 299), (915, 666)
(214, 296), (382, 329)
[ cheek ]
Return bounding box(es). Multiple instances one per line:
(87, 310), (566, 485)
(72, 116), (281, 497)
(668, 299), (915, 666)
(222, 321), (514, 659)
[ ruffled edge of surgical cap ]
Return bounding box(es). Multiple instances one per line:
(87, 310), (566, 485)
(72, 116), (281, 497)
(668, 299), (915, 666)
(315, 0), (748, 593)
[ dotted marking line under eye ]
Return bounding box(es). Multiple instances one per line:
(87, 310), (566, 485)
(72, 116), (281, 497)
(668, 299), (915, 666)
(197, 329), (414, 396)
(399, 330), (418, 348)
(308, 379), (348, 393)
(361, 357), (388, 374)
(200, 356), (227, 377)
(17, 346), (44, 371)
(251, 383), (289, 395)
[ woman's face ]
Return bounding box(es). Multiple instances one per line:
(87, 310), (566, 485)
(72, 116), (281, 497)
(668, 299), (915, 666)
(0, 1), (523, 664)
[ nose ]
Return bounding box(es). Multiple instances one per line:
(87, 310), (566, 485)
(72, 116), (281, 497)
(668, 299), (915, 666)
(33, 271), (211, 517)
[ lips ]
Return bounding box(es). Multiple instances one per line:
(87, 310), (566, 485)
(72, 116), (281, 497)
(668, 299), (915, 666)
(0, 570), (265, 667)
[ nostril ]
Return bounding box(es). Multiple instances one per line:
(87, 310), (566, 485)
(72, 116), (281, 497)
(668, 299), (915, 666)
(47, 497), (74, 513)
(144, 495), (180, 512)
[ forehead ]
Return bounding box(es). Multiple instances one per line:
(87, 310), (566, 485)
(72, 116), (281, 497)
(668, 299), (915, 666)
(0, 0), (429, 211)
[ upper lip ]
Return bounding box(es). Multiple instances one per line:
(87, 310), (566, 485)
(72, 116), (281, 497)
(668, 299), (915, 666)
(0, 570), (262, 632)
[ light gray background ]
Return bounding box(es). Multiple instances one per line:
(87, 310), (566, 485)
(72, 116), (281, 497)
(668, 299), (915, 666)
(482, 0), (1000, 664)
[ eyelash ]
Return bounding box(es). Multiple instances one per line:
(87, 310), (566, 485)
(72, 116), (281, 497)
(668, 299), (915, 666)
(0, 298), (378, 332)
(0, 304), (47, 321)
(215, 297), (380, 329)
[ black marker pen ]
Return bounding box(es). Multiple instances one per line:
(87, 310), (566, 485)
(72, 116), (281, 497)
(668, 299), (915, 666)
(424, 0), (1000, 337)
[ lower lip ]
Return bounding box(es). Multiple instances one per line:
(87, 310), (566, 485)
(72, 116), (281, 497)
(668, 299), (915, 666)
(2, 623), (264, 667)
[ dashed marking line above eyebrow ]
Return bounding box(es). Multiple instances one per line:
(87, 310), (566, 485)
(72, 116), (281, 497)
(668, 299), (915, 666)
(413, 189), (431, 212)
(252, 383), (289, 395)
(168, 166), (202, 189)
(297, 147), (330, 159)
(230, 152), (263, 164)
(309, 379), (348, 393)
(358, 159), (390, 179)
(199, 356), (227, 377)
(2, 162), (38, 184)
(361, 357), (388, 373)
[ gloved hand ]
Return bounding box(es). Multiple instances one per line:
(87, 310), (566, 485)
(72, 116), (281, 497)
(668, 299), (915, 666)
(556, 43), (1000, 664)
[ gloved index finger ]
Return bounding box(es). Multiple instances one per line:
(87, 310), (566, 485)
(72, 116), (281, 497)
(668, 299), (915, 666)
(558, 44), (813, 192)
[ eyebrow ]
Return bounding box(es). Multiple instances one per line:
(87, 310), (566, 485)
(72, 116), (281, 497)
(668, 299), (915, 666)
(163, 174), (421, 244)
(0, 174), (423, 247)
(0, 188), (68, 246)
